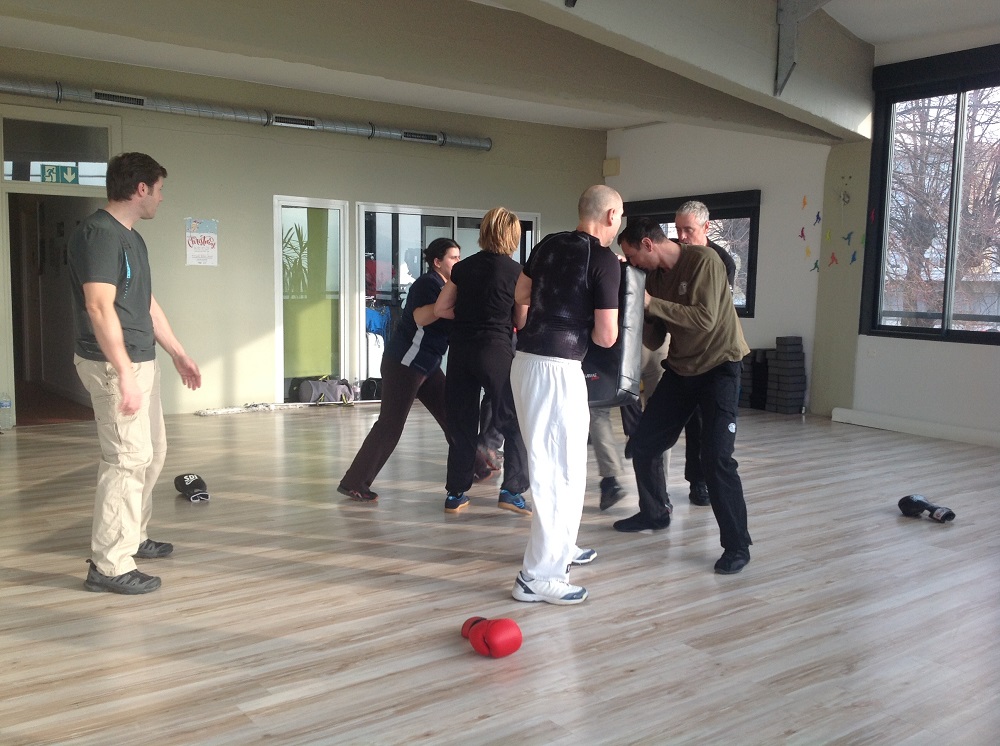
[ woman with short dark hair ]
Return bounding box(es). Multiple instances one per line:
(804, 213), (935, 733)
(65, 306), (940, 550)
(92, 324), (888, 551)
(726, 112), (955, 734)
(337, 238), (461, 502)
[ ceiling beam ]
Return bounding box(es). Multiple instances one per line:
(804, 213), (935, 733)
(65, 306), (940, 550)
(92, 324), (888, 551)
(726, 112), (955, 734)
(775, 0), (829, 96)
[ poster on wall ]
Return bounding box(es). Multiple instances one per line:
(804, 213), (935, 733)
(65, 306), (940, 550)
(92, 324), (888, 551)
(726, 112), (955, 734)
(185, 218), (219, 266)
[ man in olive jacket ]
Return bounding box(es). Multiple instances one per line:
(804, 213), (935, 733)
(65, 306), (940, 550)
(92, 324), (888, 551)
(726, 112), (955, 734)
(616, 217), (752, 575)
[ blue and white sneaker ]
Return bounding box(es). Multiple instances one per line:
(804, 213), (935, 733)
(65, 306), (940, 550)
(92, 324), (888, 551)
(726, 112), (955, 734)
(512, 571), (588, 605)
(498, 489), (532, 515)
(570, 548), (597, 566)
(444, 493), (469, 513)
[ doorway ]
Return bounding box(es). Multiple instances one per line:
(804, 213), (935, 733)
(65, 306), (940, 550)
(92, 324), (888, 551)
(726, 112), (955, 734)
(277, 197), (349, 400)
(6, 193), (102, 425)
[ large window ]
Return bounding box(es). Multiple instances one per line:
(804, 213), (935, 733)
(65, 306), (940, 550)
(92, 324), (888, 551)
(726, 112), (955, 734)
(862, 44), (1000, 344)
(624, 191), (760, 317)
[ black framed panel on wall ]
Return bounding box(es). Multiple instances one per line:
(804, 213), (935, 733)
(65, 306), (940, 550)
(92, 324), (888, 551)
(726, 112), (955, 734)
(861, 43), (1000, 346)
(624, 190), (760, 318)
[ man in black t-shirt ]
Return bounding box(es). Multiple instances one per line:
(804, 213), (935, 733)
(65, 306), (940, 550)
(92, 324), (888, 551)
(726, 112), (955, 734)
(69, 152), (201, 595)
(509, 185), (623, 606)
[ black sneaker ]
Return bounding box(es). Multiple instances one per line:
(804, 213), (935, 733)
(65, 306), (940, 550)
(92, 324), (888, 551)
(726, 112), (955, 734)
(134, 539), (174, 558)
(444, 493), (469, 513)
(84, 560), (161, 594)
(688, 481), (711, 506)
(613, 511), (671, 533)
(498, 489), (532, 515)
(599, 477), (626, 511)
(714, 548), (751, 574)
(337, 484), (379, 502)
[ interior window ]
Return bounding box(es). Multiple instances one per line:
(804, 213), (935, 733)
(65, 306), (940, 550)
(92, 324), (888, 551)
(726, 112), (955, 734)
(2, 119), (109, 185)
(624, 190), (761, 318)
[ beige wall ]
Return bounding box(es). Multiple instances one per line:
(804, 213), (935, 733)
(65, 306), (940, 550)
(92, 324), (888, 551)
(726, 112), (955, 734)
(810, 141), (870, 416)
(607, 122), (830, 407)
(607, 123), (1000, 444)
(0, 47), (606, 415)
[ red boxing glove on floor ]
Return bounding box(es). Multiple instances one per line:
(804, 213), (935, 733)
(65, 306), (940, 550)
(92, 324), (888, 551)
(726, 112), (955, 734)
(461, 616), (487, 639)
(469, 618), (522, 658)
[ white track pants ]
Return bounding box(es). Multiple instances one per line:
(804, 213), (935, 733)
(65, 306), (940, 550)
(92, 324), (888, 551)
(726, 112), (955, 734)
(510, 352), (589, 583)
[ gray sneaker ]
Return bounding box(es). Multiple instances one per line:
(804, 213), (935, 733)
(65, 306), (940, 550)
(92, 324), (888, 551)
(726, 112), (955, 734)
(84, 560), (161, 594)
(512, 571), (587, 605)
(134, 539), (174, 559)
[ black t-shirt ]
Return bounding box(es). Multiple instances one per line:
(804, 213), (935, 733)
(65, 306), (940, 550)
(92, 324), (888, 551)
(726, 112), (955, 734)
(449, 251), (522, 347)
(516, 230), (620, 361)
(68, 209), (155, 363)
(707, 240), (737, 288)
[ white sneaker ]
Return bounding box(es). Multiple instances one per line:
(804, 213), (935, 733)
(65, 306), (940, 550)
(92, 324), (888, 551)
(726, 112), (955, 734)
(570, 548), (597, 566)
(512, 571), (588, 605)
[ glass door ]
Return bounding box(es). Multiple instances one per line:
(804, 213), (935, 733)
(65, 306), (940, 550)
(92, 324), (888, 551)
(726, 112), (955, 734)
(276, 197), (347, 400)
(460, 214), (539, 263)
(360, 208), (454, 380)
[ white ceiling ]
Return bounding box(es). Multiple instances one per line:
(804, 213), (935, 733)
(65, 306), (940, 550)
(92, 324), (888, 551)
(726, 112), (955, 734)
(822, 0), (1000, 63)
(823, 0), (998, 45)
(0, 0), (996, 137)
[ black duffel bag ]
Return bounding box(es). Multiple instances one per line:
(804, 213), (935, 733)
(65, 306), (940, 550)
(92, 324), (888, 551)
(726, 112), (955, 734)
(360, 377), (383, 401)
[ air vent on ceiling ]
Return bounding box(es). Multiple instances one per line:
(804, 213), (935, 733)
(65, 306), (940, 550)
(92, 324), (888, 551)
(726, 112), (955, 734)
(93, 90), (146, 107)
(401, 130), (443, 145)
(272, 114), (317, 129)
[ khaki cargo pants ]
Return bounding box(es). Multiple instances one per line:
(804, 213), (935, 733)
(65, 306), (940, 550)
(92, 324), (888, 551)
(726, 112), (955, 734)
(75, 356), (166, 576)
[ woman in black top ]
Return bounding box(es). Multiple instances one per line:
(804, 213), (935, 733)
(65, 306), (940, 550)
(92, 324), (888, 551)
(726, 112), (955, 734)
(338, 238), (460, 502)
(433, 207), (530, 515)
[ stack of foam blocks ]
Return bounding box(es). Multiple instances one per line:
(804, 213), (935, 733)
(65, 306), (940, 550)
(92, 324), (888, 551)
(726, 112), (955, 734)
(740, 349), (771, 409)
(765, 336), (807, 414)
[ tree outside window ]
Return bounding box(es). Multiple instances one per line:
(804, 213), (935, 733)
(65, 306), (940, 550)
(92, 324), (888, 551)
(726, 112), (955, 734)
(882, 88), (1000, 332)
(864, 44), (1000, 344)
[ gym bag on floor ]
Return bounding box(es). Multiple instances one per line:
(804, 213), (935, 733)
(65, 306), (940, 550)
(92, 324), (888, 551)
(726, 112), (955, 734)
(298, 378), (354, 403)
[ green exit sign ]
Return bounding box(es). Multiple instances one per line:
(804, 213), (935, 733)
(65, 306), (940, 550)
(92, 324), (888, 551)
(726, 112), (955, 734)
(41, 164), (79, 184)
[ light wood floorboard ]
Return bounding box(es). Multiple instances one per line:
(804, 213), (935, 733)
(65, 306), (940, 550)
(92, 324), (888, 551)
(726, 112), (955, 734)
(0, 406), (997, 745)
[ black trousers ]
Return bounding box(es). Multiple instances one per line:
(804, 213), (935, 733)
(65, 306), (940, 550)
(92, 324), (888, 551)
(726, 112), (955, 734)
(445, 340), (528, 495)
(623, 384), (705, 485)
(629, 360), (751, 551)
(341, 356), (448, 491)
(683, 408), (705, 485)
(477, 392), (504, 453)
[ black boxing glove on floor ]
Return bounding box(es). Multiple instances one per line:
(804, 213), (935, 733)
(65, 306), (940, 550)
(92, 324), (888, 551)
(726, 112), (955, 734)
(898, 494), (955, 523)
(174, 473), (210, 502)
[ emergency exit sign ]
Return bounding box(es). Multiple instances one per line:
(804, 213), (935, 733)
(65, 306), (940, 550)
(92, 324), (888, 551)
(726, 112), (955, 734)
(41, 164), (79, 184)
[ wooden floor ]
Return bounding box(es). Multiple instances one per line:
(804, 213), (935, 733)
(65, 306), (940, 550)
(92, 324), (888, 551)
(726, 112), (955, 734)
(0, 405), (997, 745)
